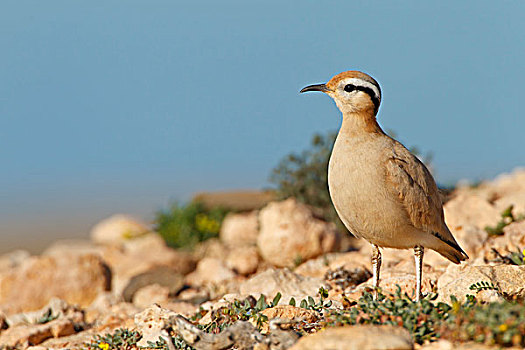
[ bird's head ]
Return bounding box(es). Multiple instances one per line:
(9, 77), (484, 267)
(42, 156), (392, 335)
(300, 71), (381, 116)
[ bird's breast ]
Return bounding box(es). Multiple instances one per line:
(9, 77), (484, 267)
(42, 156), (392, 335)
(328, 134), (411, 243)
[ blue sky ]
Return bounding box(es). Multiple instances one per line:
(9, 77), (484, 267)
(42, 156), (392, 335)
(2, 1), (524, 252)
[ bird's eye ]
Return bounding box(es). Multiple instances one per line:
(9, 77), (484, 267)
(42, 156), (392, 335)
(344, 84), (356, 92)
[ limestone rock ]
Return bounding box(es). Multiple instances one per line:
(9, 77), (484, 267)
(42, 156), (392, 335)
(225, 246), (260, 275)
(90, 214), (150, 245)
(289, 325), (413, 350)
(132, 284), (171, 309)
(240, 268), (326, 304)
(101, 233), (195, 295)
(134, 304), (178, 347)
(185, 257), (236, 286)
(494, 191), (525, 218)
(121, 266), (184, 302)
(220, 211), (259, 246)
(0, 250), (30, 272)
(0, 253), (111, 314)
(193, 238), (230, 261)
(484, 221), (525, 260)
(420, 339), (496, 349)
(444, 193), (500, 231)
(257, 198), (339, 267)
(295, 252), (371, 288)
(0, 299), (84, 348)
(437, 264), (525, 303)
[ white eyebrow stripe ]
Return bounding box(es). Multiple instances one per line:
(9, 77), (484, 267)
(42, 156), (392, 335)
(342, 78), (381, 101)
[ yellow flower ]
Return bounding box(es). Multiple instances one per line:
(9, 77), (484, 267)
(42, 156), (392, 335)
(195, 214), (220, 233)
(99, 342), (110, 350)
(499, 324), (508, 332)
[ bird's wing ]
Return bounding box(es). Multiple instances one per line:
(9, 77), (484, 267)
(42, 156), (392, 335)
(384, 141), (459, 246)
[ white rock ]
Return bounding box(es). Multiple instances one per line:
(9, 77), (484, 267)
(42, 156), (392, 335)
(220, 211), (259, 246)
(257, 198), (339, 267)
(90, 214), (150, 245)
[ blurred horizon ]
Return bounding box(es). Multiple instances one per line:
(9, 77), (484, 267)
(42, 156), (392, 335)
(2, 1), (525, 254)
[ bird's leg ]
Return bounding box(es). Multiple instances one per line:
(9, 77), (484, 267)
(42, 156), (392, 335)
(414, 245), (424, 302)
(371, 244), (381, 299)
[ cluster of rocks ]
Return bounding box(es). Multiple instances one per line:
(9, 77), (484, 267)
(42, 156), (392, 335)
(1, 169), (524, 349)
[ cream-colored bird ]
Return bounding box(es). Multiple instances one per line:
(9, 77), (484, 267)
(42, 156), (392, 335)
(300, 70), (468, 301)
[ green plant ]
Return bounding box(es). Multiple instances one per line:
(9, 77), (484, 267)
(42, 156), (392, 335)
(469, 281), (498, 293)
(36, 308), (59, 324)
(155, 201), (229, 249)
(270, 131), (341, 229)
(485, 205), (524, 236)
(323, 288), (450, 344)
(294, 287), (332, 313)
(442, 296), (525, 347)
(196, 293), (282, 334)
(84, 328), (141, 350)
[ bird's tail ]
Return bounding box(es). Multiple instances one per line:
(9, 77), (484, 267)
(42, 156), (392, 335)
(431, 231), (469, 264)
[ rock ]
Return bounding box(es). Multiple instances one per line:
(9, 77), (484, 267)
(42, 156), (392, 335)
(0, 310), (7, 330)
(185, 257), (236, 286)
(419, 339), (496, 349)
(255, 305), (318, 334)
(193, 238), (230, 261)
(484, 221), (525, 261)
(121, 265), (184, 302)
(6, 298), (76, 327)
(43, 239), (101, 257)
(348, 269), (438, 301)
(0, 250), (30, 272)
(444, 193), (500, 231)
(289, 325), (413, 350)
(484, 168), (525, 199)
(0, 299), (84, 348)
(240, 268), (326, 304)
(0, 318), (78, 348)
(101, 233), (195, 295)
(437, 264), (525, 303)
(257, 198), (339, 267)
(225, 246), (260, 275)
(132, 284), (171, 309)
(162, 301), (199, 316)
(295, 252), (371, 288)
(494, 191), (525, 218)
(134, 304), (178, 347)
(0, 253), (111, 315)
(220, 211), (259, 246)
(90, 214), (150, 245)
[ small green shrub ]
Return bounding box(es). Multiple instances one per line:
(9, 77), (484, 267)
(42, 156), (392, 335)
(270, 131), (340, 229)
(155, 201), (229, 249)
(84, 328), (141, 350)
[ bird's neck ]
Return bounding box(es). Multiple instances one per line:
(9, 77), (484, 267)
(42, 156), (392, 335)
(339, 111), (384, 137)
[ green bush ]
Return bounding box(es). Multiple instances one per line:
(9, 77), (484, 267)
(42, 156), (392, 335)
(155, 201), (229, 249)
(269, 131), (343, 230)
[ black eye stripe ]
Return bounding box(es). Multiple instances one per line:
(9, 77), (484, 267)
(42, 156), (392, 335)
(343, 83), (380, 113)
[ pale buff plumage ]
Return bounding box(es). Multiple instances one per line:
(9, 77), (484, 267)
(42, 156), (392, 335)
(301, 70), (468, 301)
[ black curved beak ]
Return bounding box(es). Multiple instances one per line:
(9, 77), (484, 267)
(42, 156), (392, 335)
(300, 83), (330, 93)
